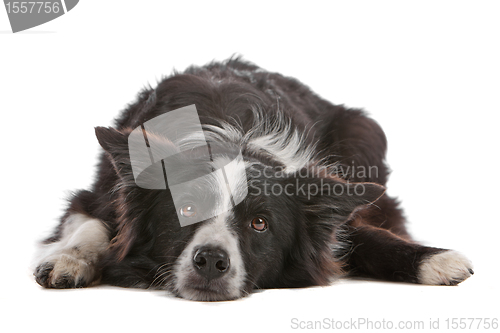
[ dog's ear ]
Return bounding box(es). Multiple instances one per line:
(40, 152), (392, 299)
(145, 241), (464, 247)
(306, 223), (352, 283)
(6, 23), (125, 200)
(95, 126), (127, 153)
(95, 126), (133, 177)
(280, 173), (385, 286)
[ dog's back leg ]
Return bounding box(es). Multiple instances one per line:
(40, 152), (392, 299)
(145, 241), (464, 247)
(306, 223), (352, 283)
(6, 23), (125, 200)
(34, 213), (110, 288)
(341, 215), (474, 285)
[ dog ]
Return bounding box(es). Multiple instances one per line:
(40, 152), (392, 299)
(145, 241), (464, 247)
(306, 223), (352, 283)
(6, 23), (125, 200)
(34, 57), (473, 301)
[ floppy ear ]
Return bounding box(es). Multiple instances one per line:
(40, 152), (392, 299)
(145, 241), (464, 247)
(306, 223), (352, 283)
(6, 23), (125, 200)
(95, 126), (133, 178)
(280, 173), (385, 286)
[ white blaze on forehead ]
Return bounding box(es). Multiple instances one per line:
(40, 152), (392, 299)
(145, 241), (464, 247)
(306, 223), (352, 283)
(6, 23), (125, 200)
(248, 128), (315, 173)
(212, 155), (248, 207)
(201, 111), (318, 174)
(173, 212), (246, 300)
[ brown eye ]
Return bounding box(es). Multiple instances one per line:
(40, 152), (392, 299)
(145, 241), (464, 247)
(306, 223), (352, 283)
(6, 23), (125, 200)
(180, 204), (197, 218)
(251, 217), (268, 232)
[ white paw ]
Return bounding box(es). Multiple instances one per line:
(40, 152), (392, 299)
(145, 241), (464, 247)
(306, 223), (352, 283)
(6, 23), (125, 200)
(34, 214), (110, 288)
(34, 253), (96, 288)
(418, 250), (474, 285)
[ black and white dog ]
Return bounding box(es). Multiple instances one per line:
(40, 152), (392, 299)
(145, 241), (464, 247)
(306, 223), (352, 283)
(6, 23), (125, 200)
(34, 58), (473, 301)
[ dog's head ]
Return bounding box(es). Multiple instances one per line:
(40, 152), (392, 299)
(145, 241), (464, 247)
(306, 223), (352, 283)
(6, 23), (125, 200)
(95, 109), (384, 301)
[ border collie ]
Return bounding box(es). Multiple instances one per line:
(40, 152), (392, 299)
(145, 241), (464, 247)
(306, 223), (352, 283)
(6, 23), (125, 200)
(34, 57), (473, 301)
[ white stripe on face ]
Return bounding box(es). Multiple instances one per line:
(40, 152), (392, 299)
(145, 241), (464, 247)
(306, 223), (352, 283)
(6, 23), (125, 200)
(173, 212), (246, 301)
(173, 158), (247, 300)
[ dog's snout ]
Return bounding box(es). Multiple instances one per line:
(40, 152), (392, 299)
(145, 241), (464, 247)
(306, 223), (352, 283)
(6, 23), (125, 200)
(193, 246), (230, 281)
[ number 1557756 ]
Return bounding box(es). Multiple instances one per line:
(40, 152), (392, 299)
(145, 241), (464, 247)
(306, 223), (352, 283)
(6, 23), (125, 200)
(5, 2), (61, 14)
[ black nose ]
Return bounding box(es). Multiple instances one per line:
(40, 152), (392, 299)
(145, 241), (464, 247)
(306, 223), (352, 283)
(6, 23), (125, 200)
(193, 246), (230, 281)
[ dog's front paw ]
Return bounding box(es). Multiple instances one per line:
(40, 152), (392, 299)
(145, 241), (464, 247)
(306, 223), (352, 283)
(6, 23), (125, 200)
(34, 254), (96, 288)
(418, 250), (474, 286)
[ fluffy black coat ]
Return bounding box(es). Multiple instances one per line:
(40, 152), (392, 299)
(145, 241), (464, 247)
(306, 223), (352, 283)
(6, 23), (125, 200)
(34, 57), (473, 300)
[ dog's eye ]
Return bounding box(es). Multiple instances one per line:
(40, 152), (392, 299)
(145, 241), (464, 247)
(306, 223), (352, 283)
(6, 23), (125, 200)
(251, 217), (268, 232)
(179, 204), (197, 218)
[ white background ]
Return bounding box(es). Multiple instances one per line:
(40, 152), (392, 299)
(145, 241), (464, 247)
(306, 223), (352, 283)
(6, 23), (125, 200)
(1, 1), (499, 332)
